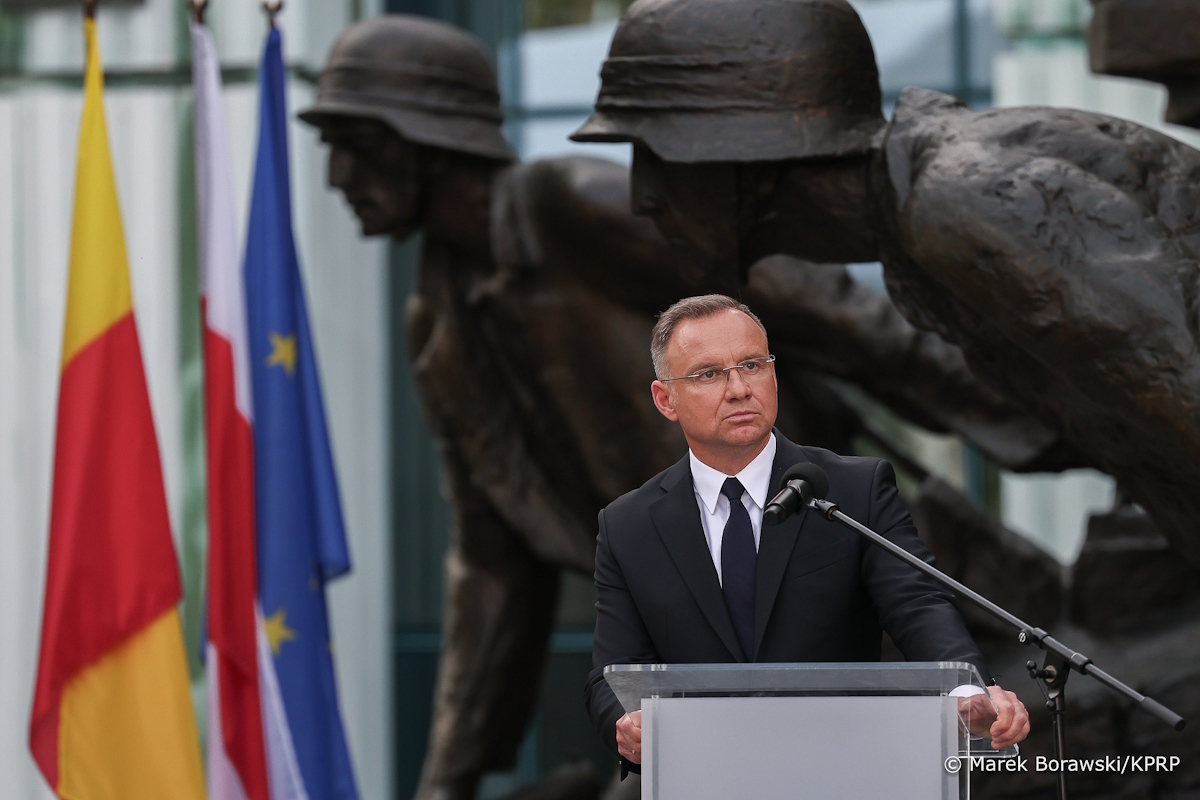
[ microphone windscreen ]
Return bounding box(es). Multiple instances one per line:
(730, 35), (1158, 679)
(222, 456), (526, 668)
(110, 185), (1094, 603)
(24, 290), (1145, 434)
(780, 462), (830, 500)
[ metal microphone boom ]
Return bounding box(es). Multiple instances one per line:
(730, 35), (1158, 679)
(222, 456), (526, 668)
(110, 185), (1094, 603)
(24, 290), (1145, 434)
(765, 461), (1185, 800)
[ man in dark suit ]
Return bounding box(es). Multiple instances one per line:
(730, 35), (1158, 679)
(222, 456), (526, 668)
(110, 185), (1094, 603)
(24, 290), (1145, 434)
(585, 294), (1030, 770)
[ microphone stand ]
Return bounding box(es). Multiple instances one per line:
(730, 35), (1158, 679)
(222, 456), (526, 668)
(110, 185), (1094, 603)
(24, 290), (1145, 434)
(799, 494), (1186, 800)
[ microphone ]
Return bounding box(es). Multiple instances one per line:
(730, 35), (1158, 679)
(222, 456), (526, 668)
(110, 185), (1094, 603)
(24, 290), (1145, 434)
(763, 463), (830, 525)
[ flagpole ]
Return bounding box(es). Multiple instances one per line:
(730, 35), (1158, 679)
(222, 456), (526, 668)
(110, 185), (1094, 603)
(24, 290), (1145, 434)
(83, 0), (95, 19)
(262, 0), (281, 28)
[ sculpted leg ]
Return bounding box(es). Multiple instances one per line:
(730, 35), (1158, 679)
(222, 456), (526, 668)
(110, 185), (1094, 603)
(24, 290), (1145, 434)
(414, 494), (561, 800)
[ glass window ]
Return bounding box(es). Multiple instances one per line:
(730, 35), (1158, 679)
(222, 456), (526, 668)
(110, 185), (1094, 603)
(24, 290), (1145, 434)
(524, 0), (634, 30)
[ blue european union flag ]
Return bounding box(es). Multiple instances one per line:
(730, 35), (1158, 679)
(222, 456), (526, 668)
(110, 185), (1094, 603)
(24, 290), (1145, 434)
(243, 27), (358, 800)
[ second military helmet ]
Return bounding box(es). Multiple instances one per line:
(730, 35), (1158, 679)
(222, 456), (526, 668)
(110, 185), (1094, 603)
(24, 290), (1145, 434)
(572, 0), (885, 163)
(299, 15), (515, 162)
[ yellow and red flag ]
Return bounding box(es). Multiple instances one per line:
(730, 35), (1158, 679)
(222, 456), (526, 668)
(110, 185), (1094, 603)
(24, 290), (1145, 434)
(28, 18), (206, 800)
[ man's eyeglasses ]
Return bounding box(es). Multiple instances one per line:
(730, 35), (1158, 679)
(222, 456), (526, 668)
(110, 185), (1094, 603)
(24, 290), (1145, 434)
(660, 355), (776, 388)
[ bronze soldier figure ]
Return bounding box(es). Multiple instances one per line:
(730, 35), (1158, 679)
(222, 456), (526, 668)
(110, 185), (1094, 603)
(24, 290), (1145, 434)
(299, 16), (689, 800)
(573, 0), (1200, 566)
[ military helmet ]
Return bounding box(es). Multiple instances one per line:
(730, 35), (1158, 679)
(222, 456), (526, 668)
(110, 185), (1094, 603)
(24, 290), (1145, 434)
(571, 0), (885, 163)
(299, 15), (515, 162)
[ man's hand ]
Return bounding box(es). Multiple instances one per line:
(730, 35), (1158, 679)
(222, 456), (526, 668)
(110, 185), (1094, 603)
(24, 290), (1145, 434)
(986, 685), (1031, 749)
(961, 685), (1030, 749)
(616, 711), (642, 764)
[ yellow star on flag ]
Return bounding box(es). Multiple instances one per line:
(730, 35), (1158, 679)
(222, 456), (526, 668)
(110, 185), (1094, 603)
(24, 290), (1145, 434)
(263, 608), (297, 656)
(266, 332), (297, 376)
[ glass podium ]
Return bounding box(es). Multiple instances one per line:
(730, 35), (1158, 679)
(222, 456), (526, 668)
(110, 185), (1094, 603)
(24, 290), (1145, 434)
(606, 662), (1017, 800)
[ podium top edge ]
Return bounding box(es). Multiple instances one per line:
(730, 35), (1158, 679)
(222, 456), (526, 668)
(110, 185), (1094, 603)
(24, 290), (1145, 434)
(604, 661), (980, 675)
(602, 662), (990, 714)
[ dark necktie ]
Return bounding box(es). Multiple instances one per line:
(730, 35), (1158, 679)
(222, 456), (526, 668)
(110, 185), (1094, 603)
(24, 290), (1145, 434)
(720, 477), (756, 661)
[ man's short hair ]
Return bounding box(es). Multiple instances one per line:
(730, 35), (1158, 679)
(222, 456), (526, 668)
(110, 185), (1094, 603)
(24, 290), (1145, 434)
(651, 294), (768, 379)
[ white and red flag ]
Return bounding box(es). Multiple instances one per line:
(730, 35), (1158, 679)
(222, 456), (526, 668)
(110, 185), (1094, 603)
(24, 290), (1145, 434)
(193, 20), (278, 800)
(193, 19), (355, 800)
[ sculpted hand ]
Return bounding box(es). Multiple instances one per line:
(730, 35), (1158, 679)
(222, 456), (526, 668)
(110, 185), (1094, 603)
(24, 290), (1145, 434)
(616, 711), (642, 764)
(961, 686), (1030, 749)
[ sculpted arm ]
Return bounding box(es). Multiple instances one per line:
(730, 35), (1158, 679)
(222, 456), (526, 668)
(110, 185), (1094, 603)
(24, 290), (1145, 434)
(891, 129), (1200, 559)
(901, 139), (1200, 425)
(746, 257), (1070, 470)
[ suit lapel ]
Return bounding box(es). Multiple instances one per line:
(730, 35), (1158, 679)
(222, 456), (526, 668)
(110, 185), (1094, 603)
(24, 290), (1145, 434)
(649, 457), (746, 662)
(752, 434), (812, 660)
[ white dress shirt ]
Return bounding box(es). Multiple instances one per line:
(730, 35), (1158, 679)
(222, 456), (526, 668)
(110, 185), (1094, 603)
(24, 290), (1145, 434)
(689, 434), (777, 587)
(687, 433), (987, 697)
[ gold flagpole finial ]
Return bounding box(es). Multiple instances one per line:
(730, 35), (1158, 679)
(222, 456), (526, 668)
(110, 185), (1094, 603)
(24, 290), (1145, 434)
(262, 0), (282, 28)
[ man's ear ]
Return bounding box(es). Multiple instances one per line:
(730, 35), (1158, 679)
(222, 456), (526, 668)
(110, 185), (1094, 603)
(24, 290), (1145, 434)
(651, 380), (679, 422)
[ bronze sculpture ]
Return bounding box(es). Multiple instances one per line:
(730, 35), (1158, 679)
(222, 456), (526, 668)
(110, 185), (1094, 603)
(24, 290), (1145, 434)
(573, 0), (1200, 568)
(301, 13), (1095, 799)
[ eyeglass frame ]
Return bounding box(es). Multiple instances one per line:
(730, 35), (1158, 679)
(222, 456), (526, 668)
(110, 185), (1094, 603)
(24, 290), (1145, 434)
(658, 355), (777, 387)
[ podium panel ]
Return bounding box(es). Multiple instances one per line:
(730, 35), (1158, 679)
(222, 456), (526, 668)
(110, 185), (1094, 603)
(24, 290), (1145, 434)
(607, 662), (1011, 798)
(643, 695), (958, 800)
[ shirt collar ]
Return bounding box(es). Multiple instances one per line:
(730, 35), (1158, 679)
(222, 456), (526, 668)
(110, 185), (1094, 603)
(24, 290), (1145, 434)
(689, 433), (777, 514)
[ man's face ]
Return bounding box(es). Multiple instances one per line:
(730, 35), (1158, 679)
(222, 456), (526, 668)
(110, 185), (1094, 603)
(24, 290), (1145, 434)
(318, 117), (422, 239)
(631, 144), (741, 285)
(651, 309), (777, 452)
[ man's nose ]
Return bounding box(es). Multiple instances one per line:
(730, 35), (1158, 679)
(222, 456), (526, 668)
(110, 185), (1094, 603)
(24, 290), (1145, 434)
(327, 145), (354, 189)
(724, 367), (753, 399)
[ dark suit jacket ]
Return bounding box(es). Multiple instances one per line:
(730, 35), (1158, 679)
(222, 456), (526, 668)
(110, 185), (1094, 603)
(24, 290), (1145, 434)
(585, 431), (989, 764)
